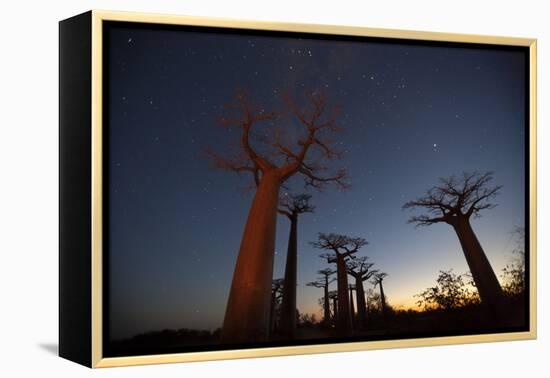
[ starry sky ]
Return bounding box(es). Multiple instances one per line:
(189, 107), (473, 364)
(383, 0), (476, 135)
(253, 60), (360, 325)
(105, 22), (527, 340)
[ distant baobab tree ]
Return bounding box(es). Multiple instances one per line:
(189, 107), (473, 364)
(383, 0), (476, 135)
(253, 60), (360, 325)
(270, 278), (285, 334)
(328, 290), (339, 326)
(348, 284), (356, 328)
(306, 268), (336, 327)
(347, 256), (378, 327)
(312, 233), (367, 332)
(278, 193), (315, 337)
(403, 171), (505, 313)
(371, 272), (388, 316)
(210, 90), (349, 342)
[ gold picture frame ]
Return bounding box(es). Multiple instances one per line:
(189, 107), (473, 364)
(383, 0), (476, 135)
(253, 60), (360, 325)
(59, 9), (537, 368)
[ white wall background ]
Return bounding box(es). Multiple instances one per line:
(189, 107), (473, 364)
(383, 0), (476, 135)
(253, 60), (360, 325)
(0, 0), (547, 376)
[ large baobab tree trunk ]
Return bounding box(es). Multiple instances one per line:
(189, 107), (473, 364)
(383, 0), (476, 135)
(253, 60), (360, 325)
(280, 217), (298, 337)
(336, 255), (352, 332)
(221, 173), (281, 343)
(355, 278), (367, 327)
(452, 217), (505, 312)
(216, 92), (348, 343)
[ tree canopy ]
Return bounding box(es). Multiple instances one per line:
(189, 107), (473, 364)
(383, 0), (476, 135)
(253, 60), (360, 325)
(208, 89), (349, 190)
(403, 171), (502, 226)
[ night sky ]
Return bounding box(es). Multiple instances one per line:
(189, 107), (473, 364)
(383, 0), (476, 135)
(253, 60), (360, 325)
(106, 23), (526, 340)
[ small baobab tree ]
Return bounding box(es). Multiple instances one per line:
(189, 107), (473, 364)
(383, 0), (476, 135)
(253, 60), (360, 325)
(270, 278), (285, 333)
(403, 171), (505, 313)
(312, 233), (367, 332)
(328, 290), (339, 326)
(306, 268), (336, 327)
(210, 90), (348, 342)
(371, 272), (388, 316)
(347, 256), (378, 327)
(278, 193), (315, 337)
(348, 284), (356, 328)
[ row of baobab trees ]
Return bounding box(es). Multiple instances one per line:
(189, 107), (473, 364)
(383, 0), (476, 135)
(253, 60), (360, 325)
(269, 192), (391, 337)
(210, 89), (509, 343)
(309, 257), (389, 333)
(270, 238), (391, 336)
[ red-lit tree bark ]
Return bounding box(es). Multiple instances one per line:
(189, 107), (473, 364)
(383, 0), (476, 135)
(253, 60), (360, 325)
(403, 171), (505, 314)
(306, 268), (335, 328)
(312, 233), (367, 333)
(347, 256), (377, 328)
(211, 90), (348, 343)
(278, 194), (314, 338)
(371, 272), (388, 317)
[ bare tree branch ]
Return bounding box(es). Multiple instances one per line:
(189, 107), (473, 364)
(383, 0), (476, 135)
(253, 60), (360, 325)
(277, 91), (350, 189)
(209, 89), (350, 191)
(403, 171), (501, 226)
(347, 256), (378, 281)
(371, 272), (388, 287)
(311, 233), (368, 258)
(278, 193), (315, 218)
(215, 90), (277, 174)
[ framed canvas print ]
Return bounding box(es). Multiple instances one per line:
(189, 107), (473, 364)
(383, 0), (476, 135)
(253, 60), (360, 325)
(59, 10), (537, 368)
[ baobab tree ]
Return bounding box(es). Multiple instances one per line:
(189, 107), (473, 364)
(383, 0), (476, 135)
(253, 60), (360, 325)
(270, 278), (285, 333)
(371, 272), (388, 316)
(306, 268), (335, 327)
(403, 171), (505, 314)
(348, 284), (356, 328)
(278, 193), (315, 337)
(210, 90), (348, 342)
(328, 290), (339, 326)
(347, 256), (378, 327)
(312, 233), (367, 332)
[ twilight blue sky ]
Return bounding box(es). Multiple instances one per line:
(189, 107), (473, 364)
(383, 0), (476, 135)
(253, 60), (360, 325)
(106, 23), (526, 340)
